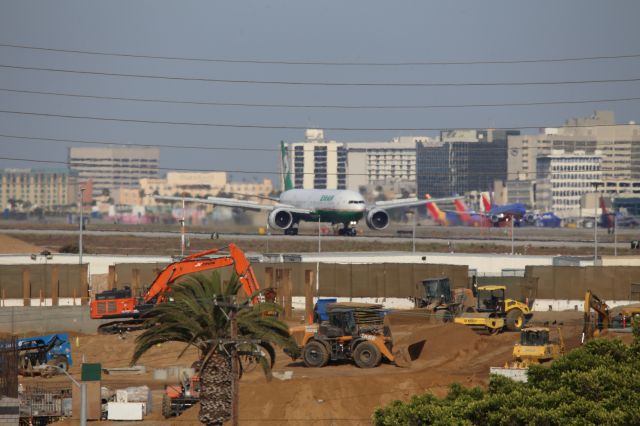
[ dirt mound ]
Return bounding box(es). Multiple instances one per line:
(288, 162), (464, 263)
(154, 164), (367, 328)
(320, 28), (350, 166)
(0, 234), (42, 254)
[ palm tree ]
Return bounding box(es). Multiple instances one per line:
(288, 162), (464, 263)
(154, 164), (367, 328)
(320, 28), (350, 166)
(131, 272), (298, 425)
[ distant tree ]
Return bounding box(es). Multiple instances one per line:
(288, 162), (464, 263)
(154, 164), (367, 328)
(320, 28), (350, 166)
(101, 188), (110, 197)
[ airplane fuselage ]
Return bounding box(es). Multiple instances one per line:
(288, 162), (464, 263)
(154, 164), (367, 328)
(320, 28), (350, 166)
(279, 189), (366, 224)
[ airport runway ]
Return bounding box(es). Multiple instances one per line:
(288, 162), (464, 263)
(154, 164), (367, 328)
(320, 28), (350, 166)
(0, 227), (631, 249)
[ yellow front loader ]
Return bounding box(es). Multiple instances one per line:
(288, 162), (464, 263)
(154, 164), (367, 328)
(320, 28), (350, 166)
(287, 303), (424, 368)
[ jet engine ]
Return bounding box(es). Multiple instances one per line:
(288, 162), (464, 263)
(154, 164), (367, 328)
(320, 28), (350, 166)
(490, 214), (502, 224)
(525, 213), (536, 224)
(366, 209), (390, 230)
(268, 209), (293, 230)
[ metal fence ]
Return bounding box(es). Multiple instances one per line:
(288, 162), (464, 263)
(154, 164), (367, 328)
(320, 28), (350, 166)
(0, 335), (18, 398)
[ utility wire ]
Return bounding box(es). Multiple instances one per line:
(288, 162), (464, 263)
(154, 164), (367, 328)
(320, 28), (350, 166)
(1, 109), (639, 132)
(0, 155), (619, 178)
(2, 42), (640, 66)
(0, 133), (630, 155)
(1, 64), (640, 87)
(2, 87), (640, 110)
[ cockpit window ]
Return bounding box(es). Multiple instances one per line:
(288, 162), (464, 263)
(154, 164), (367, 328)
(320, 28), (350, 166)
(348, 200), (365, 204)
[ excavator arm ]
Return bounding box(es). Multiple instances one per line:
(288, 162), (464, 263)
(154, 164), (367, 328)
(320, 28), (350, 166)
(90, 243), (263, 332)
(583, 289), (610, 341)
(143, 243), (261, 304)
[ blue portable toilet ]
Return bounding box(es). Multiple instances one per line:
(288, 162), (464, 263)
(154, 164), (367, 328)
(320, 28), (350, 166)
(314, 298), (337, 322)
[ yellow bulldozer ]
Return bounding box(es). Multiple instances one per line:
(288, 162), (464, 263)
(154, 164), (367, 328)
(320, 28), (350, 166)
(454, 285), (532, 334)
(287, 303), (424, 368)
(491, 325), (565, 381)
(509, 326), (565, 368)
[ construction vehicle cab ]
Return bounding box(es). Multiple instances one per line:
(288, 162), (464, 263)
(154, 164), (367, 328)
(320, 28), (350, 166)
(512, 327), (564, 366)
(454, 285), (532, 333)
(17, 333), (73, 377)
(162, 371), (200, 418)
(288, 303), (422, 368)
(415, 277), (474, 322)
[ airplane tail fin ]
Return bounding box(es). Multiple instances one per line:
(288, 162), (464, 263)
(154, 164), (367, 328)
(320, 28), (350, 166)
(481, 192), (492, 212)
(425, 194), (446, 225)
(281, 141), (293, 191)
(599, 196), (608, 215)
(453, 198), (472, 223)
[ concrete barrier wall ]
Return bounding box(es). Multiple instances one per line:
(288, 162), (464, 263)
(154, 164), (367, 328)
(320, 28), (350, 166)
(0, 264), (88, 305)
(525, 266), (640, 301)
(476, 276), (539, 302)
(108, 261), (470, 299)
(0, 306), (108, 334)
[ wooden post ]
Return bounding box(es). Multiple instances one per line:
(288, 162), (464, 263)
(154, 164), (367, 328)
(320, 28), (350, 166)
(80, 264), (88, 305)
(283, 269), (292, 320)
(275, 269), (284, 308)
(22, 268), (30, 306)
(264, 267), (273, 290)
(305, 269), (315, 324)
(51, 265), (59, 306)
(108, 265), (116, 289)
(132, 268), (141, 295)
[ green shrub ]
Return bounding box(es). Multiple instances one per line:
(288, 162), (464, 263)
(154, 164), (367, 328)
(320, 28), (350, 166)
(373, 335), (640, 426)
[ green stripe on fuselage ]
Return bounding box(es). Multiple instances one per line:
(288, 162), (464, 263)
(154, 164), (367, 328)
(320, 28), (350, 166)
(308, 210), (364, 224)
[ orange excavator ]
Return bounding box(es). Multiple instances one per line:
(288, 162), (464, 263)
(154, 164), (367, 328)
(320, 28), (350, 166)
(90, 244), (265, 334)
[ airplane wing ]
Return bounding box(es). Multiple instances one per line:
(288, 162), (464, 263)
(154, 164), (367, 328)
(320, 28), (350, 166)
(372, 195), (462, 210)
(153, 195), (312, 214)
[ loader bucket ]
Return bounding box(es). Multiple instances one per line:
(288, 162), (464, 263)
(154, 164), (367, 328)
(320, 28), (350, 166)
(392, 339), (426, 368)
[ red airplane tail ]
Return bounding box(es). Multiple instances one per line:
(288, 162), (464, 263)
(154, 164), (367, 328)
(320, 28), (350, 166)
(481, 193), (492, 212)
(453, 199), (472, 224)
(599, 196), (608, 215)
(425, 194), (447, 225)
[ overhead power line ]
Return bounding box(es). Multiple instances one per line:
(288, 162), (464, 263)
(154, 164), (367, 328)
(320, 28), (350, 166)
(0, 155), (625, 178)
(2, 42), (640, 66)
(2, 63), (640, 87)
(0, 133), (631, 155)
(0, 108), (638, 132)
(2, 87), (640, 110)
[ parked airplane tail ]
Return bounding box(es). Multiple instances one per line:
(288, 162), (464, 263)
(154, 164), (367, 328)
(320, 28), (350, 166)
(481, 193), (492, 212)
(281, 141), (293, 191)
(425, 194), (447, 225)
(599, 196), (608, 215)
(453, 199), (472, 224)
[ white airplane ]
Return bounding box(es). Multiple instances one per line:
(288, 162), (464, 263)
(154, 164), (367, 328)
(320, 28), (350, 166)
(155, 142), (459, 236)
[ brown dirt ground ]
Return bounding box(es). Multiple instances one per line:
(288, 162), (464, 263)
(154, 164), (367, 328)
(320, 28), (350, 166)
(28, 309), (599, 426)
(0, 234), (42, 254)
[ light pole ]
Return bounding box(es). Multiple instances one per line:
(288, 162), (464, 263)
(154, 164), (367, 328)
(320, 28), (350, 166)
(591, 182), (603, 263)
(78, 187), (85, 265)
(411, 208), (416, 253)
(56, 366), (86, 426)
(614, 214), (617, 256)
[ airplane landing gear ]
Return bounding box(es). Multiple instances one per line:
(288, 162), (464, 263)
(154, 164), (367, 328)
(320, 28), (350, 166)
(338, 225), (357, 236)
(284, 227), (299, 236)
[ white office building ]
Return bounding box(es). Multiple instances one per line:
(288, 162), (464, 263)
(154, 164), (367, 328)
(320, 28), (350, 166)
(288, 129), (347, 190)
(287, 130), (422, 191)
(536, 150), (602, 217)
(69, 147), (160, 197)
(346, 136), (421, 190)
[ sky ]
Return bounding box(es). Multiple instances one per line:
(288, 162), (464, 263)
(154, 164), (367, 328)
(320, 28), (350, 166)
(0, 1), (639, 183)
